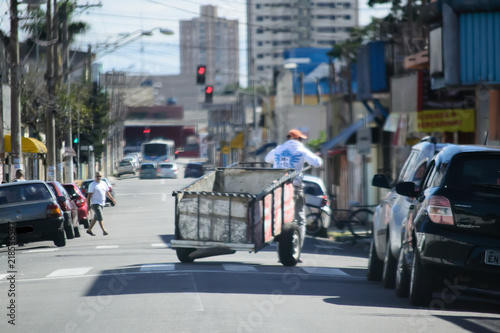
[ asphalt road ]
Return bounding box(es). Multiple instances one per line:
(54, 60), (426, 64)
(1, 165), (500, 332)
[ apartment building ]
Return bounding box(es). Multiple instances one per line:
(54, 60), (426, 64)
(247, 0), (359, 83)
(180, 5), (240, 92)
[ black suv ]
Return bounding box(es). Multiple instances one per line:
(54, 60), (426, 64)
(396, 145), (500, 306)
(184, 162), (204, 178)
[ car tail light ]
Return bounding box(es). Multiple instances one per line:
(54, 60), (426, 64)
(320, 195), (329, 207)
(75, 197), (86, 208)
(427, 195), (454, 225)
(47, 203), (62, 218)
(157, 168), (161, 172)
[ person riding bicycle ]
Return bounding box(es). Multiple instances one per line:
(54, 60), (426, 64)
(265, 129), (323, 252)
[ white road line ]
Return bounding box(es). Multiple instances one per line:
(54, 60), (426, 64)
(301, 267), (349, 277)
(161, 193), (167, 202)
(46, 267), (93, 278)
(96, 245), (119, 249)
(139, 264), (176, 272)
(0, 274), (9, 280)
(22, 248), (59, 254)
(222, 264), (258, 272)
(314, 245), (344, 251)
(151, 243), (168, 248)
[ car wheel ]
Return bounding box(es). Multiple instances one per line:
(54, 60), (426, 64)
(367, 238), (383, 281)
(176, 248), (195, 263)
(54, 229), (66, 247)
(277, 222), (301, 267)
(305, 212), (323, 237)
(64, 219), (75, 239)
(395, 247), (410, 298)
(74, 225), (81, 238)
(409, 249), (434, 306)
(382, 234), (397, 288)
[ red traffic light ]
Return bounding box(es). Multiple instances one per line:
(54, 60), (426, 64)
(143, 128), (150, 134)
(205, 86), (213, 94)
(198, 66), (206, 75)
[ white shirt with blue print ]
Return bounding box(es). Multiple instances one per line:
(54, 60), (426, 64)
(265, 139), (323, 187)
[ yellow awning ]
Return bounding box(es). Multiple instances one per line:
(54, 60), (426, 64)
(3, 135), (47, 154)
(230, 132), (244, 149)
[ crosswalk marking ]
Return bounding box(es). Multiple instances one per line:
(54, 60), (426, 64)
(151, 243), (168, 248)
(0, 274), (9, 280)
(223, 264), (258, 272)
(22, 248), (59, 254)
(300, 267), (349, 277)
(96, 245), (119, 249)
(139, 264), (176, 272)
(46, 267), (93, 278)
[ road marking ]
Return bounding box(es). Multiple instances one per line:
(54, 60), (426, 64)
(151, 243), (168, 248)
(140, 263), (176, 272)
(314, 245), (344, 251)
(22, 248), (59, 254)
(301, 267), (349, 277)
(162, 193), (167, 202)
(96, 245), (119, 249)
(46, 267), (93, 278)
(223, 264), (258, 272)
(0, 274), (9, 280)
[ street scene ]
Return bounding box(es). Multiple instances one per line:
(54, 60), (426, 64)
(1, 0), (500, 332)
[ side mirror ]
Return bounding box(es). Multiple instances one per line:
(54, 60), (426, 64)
(372, 174), (392, 189)
(396, 182), (418, 198)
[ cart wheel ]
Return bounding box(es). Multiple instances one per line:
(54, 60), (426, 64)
(278, 222), (301, 267)
(176, 248), (196, 263)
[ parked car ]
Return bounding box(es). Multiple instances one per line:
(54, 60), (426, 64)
(367, 137), (449, 288)
(157, 162), (178, 178)
(122, 155), (139, 170)
(46, 181), (80, 239)
(140, 162), (157, 179)
(184, 162), (204, 178)
(395, 145), (500, 306)
(303, 174), (331, 238)
(117, 160), (136, 177)
(0, 181), (66, 247)
(62, 183), (89, 229)
(80, 177), (115, 205)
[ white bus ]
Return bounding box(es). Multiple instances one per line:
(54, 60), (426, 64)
(141, 139), (176, 163)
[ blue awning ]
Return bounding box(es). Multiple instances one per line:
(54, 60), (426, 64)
(320, 113), (376, 156)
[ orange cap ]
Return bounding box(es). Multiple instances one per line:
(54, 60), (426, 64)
(288, 129), (307, 139)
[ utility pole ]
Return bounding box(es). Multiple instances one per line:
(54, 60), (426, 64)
(46, 0), (57, 181)
(62, 1), (73, 182)
(10, 0), (22, 178)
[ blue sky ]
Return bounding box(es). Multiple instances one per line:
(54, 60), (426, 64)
(0, 0), (391, 86)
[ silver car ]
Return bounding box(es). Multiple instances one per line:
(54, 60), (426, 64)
(117, 160), (136, 177)
(303, 174), (332, 238)
(157, 162), (178, 178)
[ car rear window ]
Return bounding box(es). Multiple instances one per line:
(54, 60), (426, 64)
(120, 161), (132, 166)
(303, 181), (324, 196)
(187, 164), (202, 170)
(63, 185), (77, 196)
(161, 164), (174, 169)
(0, 183), (52, 205)
(141, 164), (155, 169)
(445, 154), (500, 189)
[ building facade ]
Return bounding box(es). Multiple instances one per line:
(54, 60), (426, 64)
(180, 5), (240, 92)
(247, 0), (359, 84)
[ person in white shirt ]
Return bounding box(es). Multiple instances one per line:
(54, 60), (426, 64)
(265, 129), (323, 251)
(11, 169), (26, 182)
(86, 171), (116, 236)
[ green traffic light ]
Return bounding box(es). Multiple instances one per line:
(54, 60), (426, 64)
(73, 137), (78, 144)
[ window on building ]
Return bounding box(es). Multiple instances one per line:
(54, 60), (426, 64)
(257, 28), (264, 34)
(257, 41), (263, 46)
(257, 16), (263, 21)
(344, 2), (351, 8)
(257, 54), (264, 59)
(344, 15), (351, 20)
(256, 4), (261, 9)
(257, 66), (264, 71)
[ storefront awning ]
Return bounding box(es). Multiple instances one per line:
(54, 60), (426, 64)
(3, 135), (47, 154)
(321, 113), (376, 156)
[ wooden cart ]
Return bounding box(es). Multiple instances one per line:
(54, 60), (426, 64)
(171, 164), (302, 266)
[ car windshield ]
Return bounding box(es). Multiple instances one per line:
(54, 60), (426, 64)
(0, 183), (51, 204)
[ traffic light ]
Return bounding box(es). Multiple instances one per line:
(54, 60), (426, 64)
(197, 65), (206, 85)
(143, 128), (150, 134)
(205, 85), (213, 103)
(73, 137), (78, 144)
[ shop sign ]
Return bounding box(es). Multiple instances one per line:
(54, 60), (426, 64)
(417, 109), (474, 133)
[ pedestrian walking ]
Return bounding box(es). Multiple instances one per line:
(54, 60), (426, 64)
(265, 129), (323, 253)
(86, 171), (116, 236)
(11, 169), (26, 182)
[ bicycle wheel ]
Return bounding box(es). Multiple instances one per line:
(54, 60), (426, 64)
(305, 212), (324, 237)
(348, 208), (373, 238)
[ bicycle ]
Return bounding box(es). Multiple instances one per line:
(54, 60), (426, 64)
(305, 200), (375, 239)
